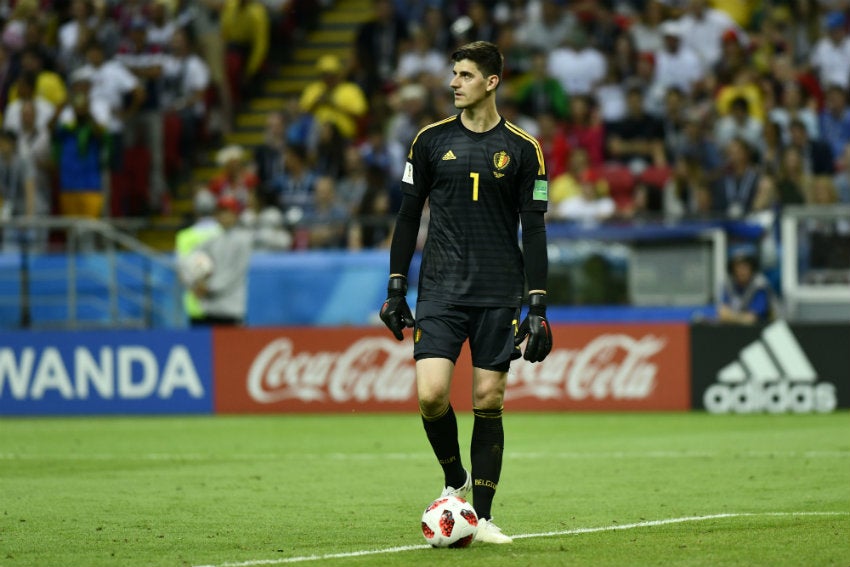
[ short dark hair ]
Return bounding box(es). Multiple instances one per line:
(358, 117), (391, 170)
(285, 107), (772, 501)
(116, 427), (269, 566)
(450, 41), (503, 84)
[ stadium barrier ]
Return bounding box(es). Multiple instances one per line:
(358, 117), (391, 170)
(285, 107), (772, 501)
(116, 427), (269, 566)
(1, 321), (846, 416)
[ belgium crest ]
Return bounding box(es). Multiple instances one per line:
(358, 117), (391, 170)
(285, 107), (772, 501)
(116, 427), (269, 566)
(493, 151), (511, 170)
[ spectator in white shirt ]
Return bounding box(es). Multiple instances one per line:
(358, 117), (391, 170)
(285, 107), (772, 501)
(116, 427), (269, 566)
(3, 74), (55, 135)
(653, 20), (704, 97)
(715, 96), (764, 151)
(677, 0), (745, 70)
(810, 11), (850, 90)
(162, 26), (211, 183)
(547, 29), (607, 96)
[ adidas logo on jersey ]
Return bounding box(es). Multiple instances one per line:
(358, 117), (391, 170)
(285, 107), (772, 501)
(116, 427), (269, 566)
(442, 150), (457, 161)
(703, 320), (837, 414)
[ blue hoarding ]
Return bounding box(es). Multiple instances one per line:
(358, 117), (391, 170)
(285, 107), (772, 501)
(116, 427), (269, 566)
(0, 330), (213, 415)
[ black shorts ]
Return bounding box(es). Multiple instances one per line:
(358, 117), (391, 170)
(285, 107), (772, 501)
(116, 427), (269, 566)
(413, 299), (520, 372)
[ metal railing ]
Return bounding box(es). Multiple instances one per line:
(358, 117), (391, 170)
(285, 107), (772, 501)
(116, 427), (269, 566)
(0, 217), (183, 330)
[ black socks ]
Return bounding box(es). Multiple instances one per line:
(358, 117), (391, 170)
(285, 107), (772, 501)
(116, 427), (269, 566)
(421, 404), (466, 489)
(470, 406), (504, 520)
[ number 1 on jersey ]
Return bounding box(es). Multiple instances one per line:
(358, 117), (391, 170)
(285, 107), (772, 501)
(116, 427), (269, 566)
(470, 172), (480, 201)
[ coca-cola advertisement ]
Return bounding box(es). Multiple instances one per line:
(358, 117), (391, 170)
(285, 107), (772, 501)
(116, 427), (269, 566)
(213, 324), (690, 413)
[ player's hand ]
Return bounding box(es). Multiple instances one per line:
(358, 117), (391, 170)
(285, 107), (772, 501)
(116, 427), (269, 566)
(514, 293), (553, 362)
(380, 275), (414, 340)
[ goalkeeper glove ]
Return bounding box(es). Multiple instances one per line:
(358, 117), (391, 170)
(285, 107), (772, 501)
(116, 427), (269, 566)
(380, 275), (414, 340)
(514, 292), (553, 362)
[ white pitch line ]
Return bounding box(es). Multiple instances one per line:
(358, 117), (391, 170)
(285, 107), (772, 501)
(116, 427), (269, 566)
(192, 511), (849, 567)
(1, 450), (848, 461)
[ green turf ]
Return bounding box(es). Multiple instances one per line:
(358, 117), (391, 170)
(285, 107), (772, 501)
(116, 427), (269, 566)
(1, 412), (848, 567)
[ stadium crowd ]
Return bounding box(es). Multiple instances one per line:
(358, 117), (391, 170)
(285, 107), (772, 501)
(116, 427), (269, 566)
(1, 0), (849, 268)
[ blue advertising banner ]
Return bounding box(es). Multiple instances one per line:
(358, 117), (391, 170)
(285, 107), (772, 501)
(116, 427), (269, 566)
(0, 330), (213, 415)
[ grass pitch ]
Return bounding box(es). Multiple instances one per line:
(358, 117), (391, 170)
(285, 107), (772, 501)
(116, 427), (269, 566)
(1, 412), (848, 567)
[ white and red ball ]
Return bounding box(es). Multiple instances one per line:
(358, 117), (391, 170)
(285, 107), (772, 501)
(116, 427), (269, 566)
(421, 496), (478, 548)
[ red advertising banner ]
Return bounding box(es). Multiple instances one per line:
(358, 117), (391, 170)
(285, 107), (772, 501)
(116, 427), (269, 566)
(213, 323), (691, 414)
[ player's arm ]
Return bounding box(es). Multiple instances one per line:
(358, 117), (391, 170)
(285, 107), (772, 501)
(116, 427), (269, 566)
(514, 135), (553, 362)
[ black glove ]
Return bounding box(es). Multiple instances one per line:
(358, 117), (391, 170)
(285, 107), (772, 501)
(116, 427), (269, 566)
(380, 275), (414, 340)
(514, 293), (553, 362)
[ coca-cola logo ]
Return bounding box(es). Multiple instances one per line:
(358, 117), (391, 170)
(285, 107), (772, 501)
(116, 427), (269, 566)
(507, 334), (666, 401)
(247, 337), (416, 404)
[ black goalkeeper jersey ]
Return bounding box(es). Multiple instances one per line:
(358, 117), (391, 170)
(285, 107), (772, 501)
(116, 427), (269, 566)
(402, 114), (548, 308)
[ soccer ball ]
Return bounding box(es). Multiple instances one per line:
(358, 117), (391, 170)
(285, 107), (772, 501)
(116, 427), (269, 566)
(178, 250), (214, 287)
(421, 496), (478, 548)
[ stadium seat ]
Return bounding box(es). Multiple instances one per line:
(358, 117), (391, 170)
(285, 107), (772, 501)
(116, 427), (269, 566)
(599, 163), (636, 211)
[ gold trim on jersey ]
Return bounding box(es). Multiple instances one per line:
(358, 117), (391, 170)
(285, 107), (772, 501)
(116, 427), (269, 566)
(408, 115), (458, 159)
(505, 121), (546, 176)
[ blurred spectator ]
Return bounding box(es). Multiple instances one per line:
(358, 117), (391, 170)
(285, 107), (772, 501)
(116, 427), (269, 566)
(175, 188), (223, 326)
(715, 67), (765, 122)
(563, 93), (606, 167)
(190, 194), (253, 326)
(651, 19), (704, 104)
(146, 0), (179, 48)
(253, 110), (288, 187)
(768, 80), (819, 144)
(188, 0), (232, 136)
(353, 0), (409, 97)
(453, 1), (500, 45)
(548, 146), (603, 212)
(8, 47), (67, 109)
(385, 83), (430, 160)
(553, 167), (616, 226)
(299, 54), (368, 140)
(358, 120), (405, 188)
(208, 144), (258, 211)
(161, 26), (211, 185)
(809, 11), (850, 91)
(311, 120), (347, 179)
(718, 248), (780, 324)
(818, 83), (850, 164)
(512, 49), (570, 121)
(303, 174), (347, 249)
(628, 0), (666, 54)
(594, 61), (628, 123)
(678, 0), (744, 70)
(116, 18), (170, 212)
(267, 142), (317, 219)
(418, 5), (453, 55)
(712, 137), (760, 219)
(675, 108), (722, 180)
(347, 164), (393, 250)
(788, 117), (835, 176)
(394, 27), (447, 90)
(605, 83), (666, 172)
(516, 1), (576, 53)
(52, 69), (112, 220)
(77, 40), (145, 214)
(220, 0), (270, 108)
(663, 156), (709, 220)
(659, 86), (688, 163)
(0, 129), (41, 253)
(547, 28), (607, 97)
(714, 96), (763, 152)
(776, 145), (811, 205)
(3, 73), (55, 135)
(335, 143), (369, 214)
(710, 27), (750, 86)
(496, 25), (532, 82)
(536, 112), (570, 180)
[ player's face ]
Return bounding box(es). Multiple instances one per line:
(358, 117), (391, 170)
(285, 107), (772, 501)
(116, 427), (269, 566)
(450, 59), (495, 109)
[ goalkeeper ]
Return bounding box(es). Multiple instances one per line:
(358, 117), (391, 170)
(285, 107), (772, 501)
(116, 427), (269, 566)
(379, 41), (553, 545)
